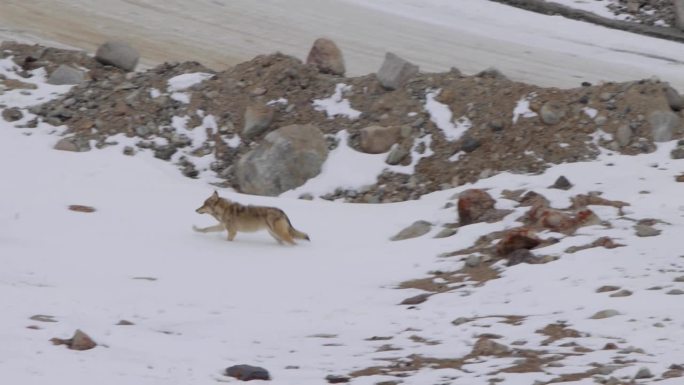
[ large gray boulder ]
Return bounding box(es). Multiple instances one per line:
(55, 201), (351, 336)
(235, 124), (329, 196)
(376, 52), (419, 90)
(47, 64), (85, 85)
(306, 38), (345, 76)
(95, 41), (140, 72)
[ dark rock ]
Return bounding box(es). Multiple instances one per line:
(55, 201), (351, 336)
(2, 107), (23, 122)
(550, 176), (572, 190)
(225, 364), (271, 381)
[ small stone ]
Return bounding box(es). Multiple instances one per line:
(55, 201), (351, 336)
(386, 144), (410, 165)
(433, 227), (457, 238)
(603, 343), (618, 350)
(68, 205), (96, 213)
(505, 248), (537, 266)
(488, 119), (505, 131)
(590, 309), (620, 319)
(123, 146), (135, 156)
(225, 364), (271, 381)
(649, 110), (680, 142)
(51, 329), (97, 351)
(451, 317), (470, 326)
(615, 125), (632, 147)
(465, 255), (481, 268)
(298, 193), (314, 201)
(671, 147), (684, 159)
(667, 289), (684, 295)
(154, 145), (177, 160)
(471, 338), (509, 356)
(634, 224), (661, 237)
(400, 293), (430, 305)
(461, 136), (481, 153)
(30, 315), (57, 323)
(674, 276), (684, 282)
(476, 67), (507, 80)
(116, 320), (134, 326)
(634, 367), (653, 379)
(596, 285), (621, 293)
(550, 176), (572, 190)
(665, 85), (684, 111)
(390, 220), (431, 241)
(2, 107), (23, 122)
(609, 290), (632, 297)
(360, 125), (400, 154)
(242, 103), (274, 139)
(47, 64), (85, 85)
(376, 52), (419, 90)
(539, 101), (565, 125)
(325, 374), (350, 383)
(54, 137), (91, 152)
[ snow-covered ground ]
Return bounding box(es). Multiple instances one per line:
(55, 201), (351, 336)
(2, 0), (684, 89)
(3, 39), (684, 385)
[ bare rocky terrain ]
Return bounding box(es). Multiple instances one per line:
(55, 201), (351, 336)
(2, 40), (684, 203)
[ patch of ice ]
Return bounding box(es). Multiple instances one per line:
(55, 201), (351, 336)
(171, 92), (190, 104)
(512, 94), (538, 124)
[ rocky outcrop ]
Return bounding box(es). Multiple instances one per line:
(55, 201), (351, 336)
(95, 41), (140, 71)
(306, 38), (345, 76)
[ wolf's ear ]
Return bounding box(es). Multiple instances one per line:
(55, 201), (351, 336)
(212, 190), (219, 198)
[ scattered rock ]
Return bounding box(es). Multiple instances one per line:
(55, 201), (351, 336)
(47, 64), (85, 85)
(242, 103), (274, 139)
(665, 85), (684, 111)
(634, 367), (653, 379)
(225, 364), (271, 381)
(54, 137), (91, 152)
(496, 228), (541, 256)
(385, 143), (410, 165)
(615, 125), (632, 147)
(376, 52), (419, 90)
(359, 125), (400, 154)
(306, 38), (345, 76)
(2, 107), (23, 122)
(95, 41), (140, 71)
(30, 314), (57, 322)
(68, 205), (96, 213)
(433, 227), (457, 238)
(325, 374), (350, 383)
(390, 220), (432, 241)
(116, 320), (135, 325)
(465, 255), (481, 268)
(235, 124), (329, 196)
(667, 289), (684, 295)
(590, 309), (620, 319)
(539, 101), (565, 125)
(400, 293), (431, 305)
(50, 329), (97, 351)
(471, 337), (509, 356)
(506, 248), (538, 266)
(634, 224), (661, 237)
(451, 317), (471, 326)
(671, 145), (684, 159)
(596, 285), (620, 293)
(610, 290), (632, 297)
(457, 189), (496, 226)
(648, 110), (680, 142)
(550, 175), (572, 190)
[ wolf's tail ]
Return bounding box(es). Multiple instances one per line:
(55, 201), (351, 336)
(290, 227), (311, 241)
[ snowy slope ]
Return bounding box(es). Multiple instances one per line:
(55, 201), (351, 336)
(2, 53), (684, 384)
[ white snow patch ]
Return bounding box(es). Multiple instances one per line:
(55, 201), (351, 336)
(149, 88), (161, 98)
(312, 83), (362, 120)
(267, 98), (288, 106)
(167, 72), (213, 92)
(512, 94), (538, 123)
(425, 89), (469, 141)
(170, 92), (190, 104)
(583, 107), (598, 119)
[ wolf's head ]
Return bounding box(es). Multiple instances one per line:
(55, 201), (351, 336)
(196, 190), (224, 214)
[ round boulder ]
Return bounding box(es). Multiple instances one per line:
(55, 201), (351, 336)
(95, 41), (140, 72)
(235, 124), (328, 196)
(306, 38), (345, 76)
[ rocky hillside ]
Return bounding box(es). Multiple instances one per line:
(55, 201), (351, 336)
(2, 40), (683, 202)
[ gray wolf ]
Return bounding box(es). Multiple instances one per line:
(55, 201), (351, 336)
(193, 191), (310, 245)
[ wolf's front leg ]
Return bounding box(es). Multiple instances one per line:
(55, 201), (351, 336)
(193, 224), (225, 233)
(226, 226), (237, 241)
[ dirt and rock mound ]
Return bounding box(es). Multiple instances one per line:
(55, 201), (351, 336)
(2, 40), (683, 202)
